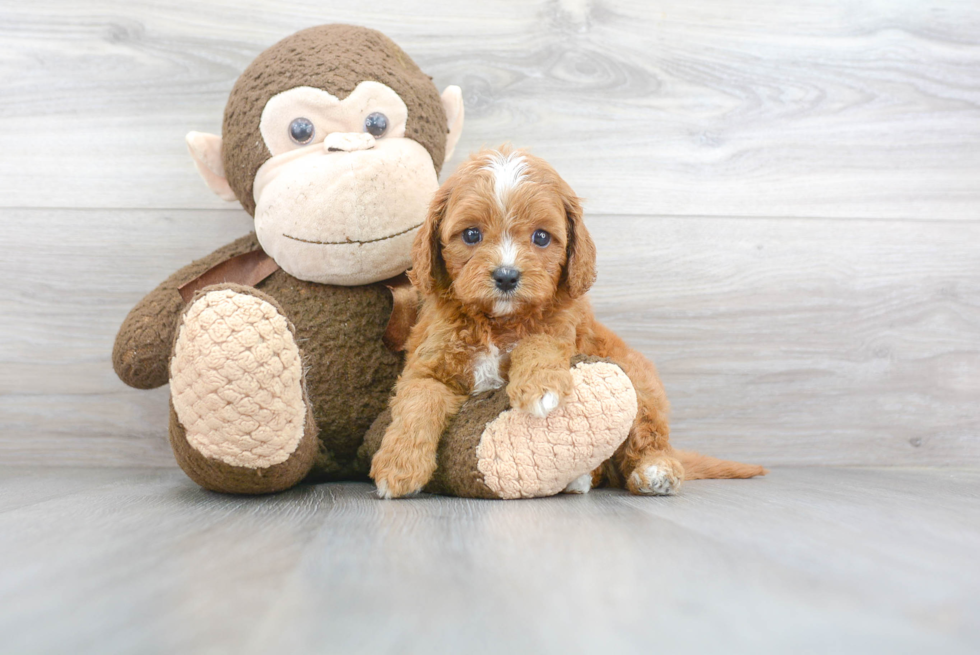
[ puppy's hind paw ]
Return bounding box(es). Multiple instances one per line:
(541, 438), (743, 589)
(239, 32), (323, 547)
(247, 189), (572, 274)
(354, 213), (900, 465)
(628, 461), (682, 496)
(562, 473), (593, 495)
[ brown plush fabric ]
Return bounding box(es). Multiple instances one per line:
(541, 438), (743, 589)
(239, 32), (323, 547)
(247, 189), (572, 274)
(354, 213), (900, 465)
(255, 269), (404, 481)
(570, 354), (603, 368)
(359, 387), (507, 498)
(222, 24), (448, 215)
(113, 234), (264, 390)
(381, 274), (420, 352)
(114, 233), (404, 480)
(428, 390), (510, 498)
(357, 409), (388, 473)
(170, 400), (319, 495)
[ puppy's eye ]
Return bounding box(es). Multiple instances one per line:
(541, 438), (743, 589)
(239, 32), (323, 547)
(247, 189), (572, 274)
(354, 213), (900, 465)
(462, 227), (482, 245)
(288, 118), (315, 145)
(532, 229), (552, 248)
(364, 112), (388, 138)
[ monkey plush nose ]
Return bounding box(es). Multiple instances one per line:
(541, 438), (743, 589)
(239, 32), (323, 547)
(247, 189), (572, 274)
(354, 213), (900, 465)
(492, 266), (521, 292)
(323, 132), (376, 153)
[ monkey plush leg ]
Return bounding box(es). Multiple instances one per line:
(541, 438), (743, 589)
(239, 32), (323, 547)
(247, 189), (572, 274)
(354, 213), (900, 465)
(168, 284), (318, 494)
(360, 357), (636, 499)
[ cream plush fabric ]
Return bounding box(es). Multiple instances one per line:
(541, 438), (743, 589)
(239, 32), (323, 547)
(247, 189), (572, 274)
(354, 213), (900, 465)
(170, 289), (307, 468)
(475, 361), (638, 499)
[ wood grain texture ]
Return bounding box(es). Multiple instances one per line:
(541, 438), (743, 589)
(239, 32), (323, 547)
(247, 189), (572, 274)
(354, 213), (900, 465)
(0, 467), (977, 653)
(1, 1), (978, 467)
(0, 0), (978, 217)
(2, 209), (976, 467)
(590, 215), (980, 465)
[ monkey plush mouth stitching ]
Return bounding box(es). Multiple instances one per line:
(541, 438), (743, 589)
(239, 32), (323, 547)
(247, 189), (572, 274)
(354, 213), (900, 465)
(282, 222), (423, 246)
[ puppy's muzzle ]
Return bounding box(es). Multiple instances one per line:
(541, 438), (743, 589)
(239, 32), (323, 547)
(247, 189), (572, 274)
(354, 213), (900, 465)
(492, 266), (521, 292)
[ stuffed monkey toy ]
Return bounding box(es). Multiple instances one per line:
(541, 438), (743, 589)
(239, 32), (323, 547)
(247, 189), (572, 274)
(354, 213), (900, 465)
(112, 25), (638, 498)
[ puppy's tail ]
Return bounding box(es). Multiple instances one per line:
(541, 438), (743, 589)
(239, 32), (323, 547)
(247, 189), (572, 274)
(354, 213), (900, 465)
(675, 450), (768, 480)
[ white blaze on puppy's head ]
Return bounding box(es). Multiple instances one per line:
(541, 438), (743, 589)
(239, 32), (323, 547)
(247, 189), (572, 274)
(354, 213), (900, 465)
(483, 150), (529, 213)
(485, 151), (525, 307)
(496, 235), (518, 267)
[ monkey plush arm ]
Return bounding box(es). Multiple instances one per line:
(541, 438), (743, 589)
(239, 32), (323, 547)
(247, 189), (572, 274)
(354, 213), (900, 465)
(112, 233), (262, 389)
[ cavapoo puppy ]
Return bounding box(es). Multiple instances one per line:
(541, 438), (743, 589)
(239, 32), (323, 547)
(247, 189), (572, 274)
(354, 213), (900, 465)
(370, 146), (765, 498)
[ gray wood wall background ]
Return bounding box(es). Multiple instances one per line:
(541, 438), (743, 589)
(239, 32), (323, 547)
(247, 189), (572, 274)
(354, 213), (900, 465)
(1, 0), (978, 468)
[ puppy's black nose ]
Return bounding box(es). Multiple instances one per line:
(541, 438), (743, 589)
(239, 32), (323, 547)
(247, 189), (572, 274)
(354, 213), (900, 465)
(492, 266), (521, 292)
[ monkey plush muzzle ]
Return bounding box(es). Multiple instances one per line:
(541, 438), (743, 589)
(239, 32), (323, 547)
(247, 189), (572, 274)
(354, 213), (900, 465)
(252, 134), (438, 285)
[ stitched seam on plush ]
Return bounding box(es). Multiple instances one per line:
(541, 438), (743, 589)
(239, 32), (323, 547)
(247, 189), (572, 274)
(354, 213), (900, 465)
(283, 222), (423, 245)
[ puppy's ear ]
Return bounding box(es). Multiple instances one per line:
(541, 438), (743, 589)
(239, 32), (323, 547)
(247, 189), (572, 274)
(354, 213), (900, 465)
(409, 182), (452, 296)
(559, 183), (597, 298)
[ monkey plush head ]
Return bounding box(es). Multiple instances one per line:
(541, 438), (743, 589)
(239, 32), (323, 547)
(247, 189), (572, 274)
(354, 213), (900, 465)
(185, 25), (465, 285)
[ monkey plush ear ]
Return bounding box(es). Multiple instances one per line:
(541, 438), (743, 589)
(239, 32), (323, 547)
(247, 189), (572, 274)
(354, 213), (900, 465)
(409, 183), (453, 296)
(185, 132), (238, 202)
(441, 86), (465, 165)
(560, 186), (597, 299)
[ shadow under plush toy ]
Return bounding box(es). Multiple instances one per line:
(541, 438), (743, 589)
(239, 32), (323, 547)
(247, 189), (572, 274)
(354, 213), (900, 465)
(114, 24), (763, 498)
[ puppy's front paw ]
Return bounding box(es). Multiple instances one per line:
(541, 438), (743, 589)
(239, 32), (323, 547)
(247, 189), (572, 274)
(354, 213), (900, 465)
(369, 439), (436, 499)
(529, 391), (560, 419)
(506, 368), (574, 418)
(627, 457), (684, 496)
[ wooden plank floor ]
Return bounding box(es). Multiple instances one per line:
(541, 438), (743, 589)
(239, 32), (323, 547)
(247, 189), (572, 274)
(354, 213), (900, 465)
(1, 467), (977, 654)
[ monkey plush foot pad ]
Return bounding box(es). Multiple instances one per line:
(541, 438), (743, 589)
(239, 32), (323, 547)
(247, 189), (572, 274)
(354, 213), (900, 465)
(170, 288), (307, 468)
(475, 360), (637, 499)
(362, 358), (636, 500)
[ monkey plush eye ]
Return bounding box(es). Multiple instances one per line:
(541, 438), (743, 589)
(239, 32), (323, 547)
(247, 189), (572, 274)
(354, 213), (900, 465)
(532, 229), (552, 247)
(288, 118), (315, 145)
(364, 112), (388, 137)
(462, 227), (482, 245)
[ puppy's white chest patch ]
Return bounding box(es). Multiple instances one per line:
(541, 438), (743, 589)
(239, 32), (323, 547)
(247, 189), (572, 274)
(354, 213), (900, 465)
(471, 344), (505, 394)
